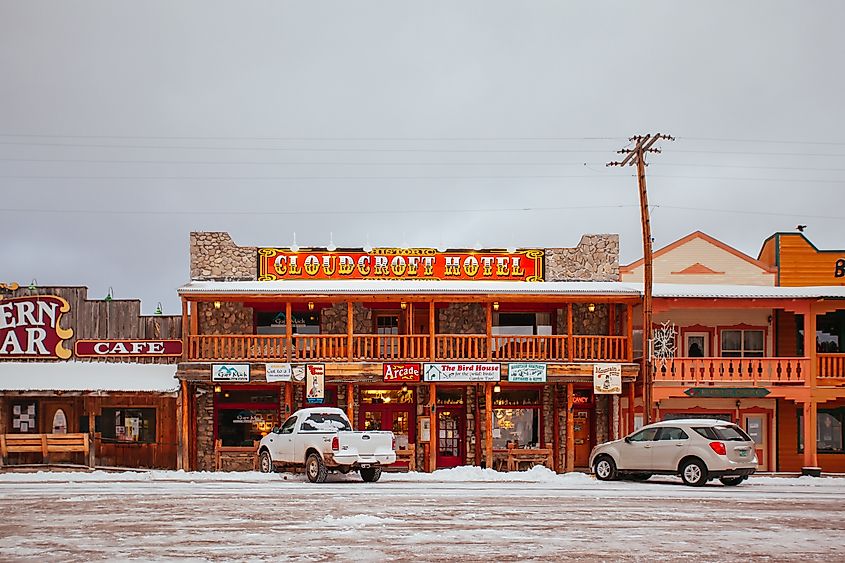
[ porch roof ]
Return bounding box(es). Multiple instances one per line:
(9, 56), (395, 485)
(0, 362), (179, 393)
(651, 283), (845, 299)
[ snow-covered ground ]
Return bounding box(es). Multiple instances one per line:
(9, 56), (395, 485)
(0, 467), (842, 562)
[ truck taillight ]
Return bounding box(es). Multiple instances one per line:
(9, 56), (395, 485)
(331, 436), (339, 451)
(392, 437), (396, 450)
(709, 441), (727, 456)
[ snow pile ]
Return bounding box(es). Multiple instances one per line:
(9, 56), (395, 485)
(383, 465), (597, 485)
(0, 469), (283, 483)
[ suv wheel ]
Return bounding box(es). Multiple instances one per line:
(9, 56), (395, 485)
(306, 453), (328, 483)
(680, 459), (708, 486)
(593, 456), (617, 481)
(258, 450), (274, 473)
(719, 476), (745, 486)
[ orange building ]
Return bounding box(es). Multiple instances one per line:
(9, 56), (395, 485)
(758, 232), (845, 287)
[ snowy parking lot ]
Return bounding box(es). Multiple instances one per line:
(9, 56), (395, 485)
(0, 467), (842, 562)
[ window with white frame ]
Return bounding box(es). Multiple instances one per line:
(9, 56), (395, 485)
(721, 329), (764, 357)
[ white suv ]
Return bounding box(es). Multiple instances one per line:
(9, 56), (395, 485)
(589, 419), (758, 486)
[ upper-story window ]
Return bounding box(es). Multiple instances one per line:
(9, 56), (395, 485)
(721, 329), (764, 357)
(256, 311), (320, 335)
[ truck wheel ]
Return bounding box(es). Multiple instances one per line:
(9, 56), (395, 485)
(360, 466), (382, 483)
(306, 453), (328, 483)
(259, 450), (274, 473)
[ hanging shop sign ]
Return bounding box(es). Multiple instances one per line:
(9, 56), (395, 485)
(684, 387), (771, 398)
(0, 295), (73, 359)
(212, 364), (250, 382)
(265, 363), (293, 382)
(74, 339), (183, 357)
(593, 363), (622, 395)
(383, 363), (421, 382)
(305, 364), (325, 403)
(508, 363), (547, 383)
(423, 363), (501, 382)
(258, 247), (544, 281)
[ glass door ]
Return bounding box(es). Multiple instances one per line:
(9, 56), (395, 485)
(743, 414), (768, 471)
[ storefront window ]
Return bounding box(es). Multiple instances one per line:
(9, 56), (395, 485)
(361, 389), (414, 404)
(492, 388), (542, 449)
(721, 329), (764, 357)
(11, 402), (37, 433)
(436, 388), (465, 405)
(256, 311), (320, 335)
(215, 386), (280, 447)
(100, 408), (156, 443)
(797, 408), (845, 453)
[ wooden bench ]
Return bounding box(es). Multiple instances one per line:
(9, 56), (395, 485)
(214, 439), (259, 471)
(394, 444), (416, 472)
(0, 433), (91, 467)
(507, 446), (553, 472)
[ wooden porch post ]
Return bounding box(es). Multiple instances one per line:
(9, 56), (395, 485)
(429, 383), (437, 472)
(181, 298), (189, 361)
(552, 384), (560, 473)
(485, 382), (493, 470)
(285, 302), (292, 362)
(803, 306), (819, 470)
(565, 383), (574, 472)
(284, 382), (293, 418)
(567, 303), (574, 361)
(429, 301), (436, 362)
(346, 383), (355, 427)
(474, 384), (481, 466)
(86, 397), (96, 468)
(626, 303), (634, 362)
(486, 302), (493, 362)
(180, 379), (190, 471)
(347, 301), (354, 361)
(627, 381), (636, 436)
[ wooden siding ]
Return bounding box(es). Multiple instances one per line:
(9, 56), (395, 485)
(3, 286), (181, 364)
(777, 398), (845, 473)
(775, 311), (799, 357)
(766, 234), (845, 287)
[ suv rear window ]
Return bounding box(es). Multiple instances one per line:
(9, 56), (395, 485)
(692, 425), (751, 441)
(300, 413), (352, 433)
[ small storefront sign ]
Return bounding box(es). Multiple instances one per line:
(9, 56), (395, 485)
(258, 247), (544, 282)
(508, 363), (547, 383)
(74, 339), (183, 357)
(212, 364), (250, 382)
(383, 363), (421, 382)
(423, 363), (501, 382)
(0, 295), (73, 359)
(593, 363), (622, 395)
(265, 363), (293, 382)
(305, 364), (325, 403)
(684, 387), (770, 398)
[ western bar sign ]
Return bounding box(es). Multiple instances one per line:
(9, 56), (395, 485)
(0, 296), (73, 359)
(258, 247), (544, 281)
(75, 339), (183, 357)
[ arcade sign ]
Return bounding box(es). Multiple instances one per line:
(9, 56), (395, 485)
(0, 296), (73, 359)
(258, 247), (544, 281)
(383, 363), (421, 382)
(75, 339), (183, 357)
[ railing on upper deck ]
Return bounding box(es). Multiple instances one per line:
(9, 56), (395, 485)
(187, 334), (630, 363)
(652, 357), (808, 384)
(817, 353), (845, 380)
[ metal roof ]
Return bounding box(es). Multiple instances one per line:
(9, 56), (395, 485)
(0, 362), (179, 392)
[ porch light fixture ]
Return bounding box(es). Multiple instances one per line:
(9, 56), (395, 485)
(401, 383), (408, 392)
(327, 232), (337, 252)
(213, 301), (222, 310)
(493, 383), (501, 393)
(493, 302), (499, 311)
(308, 301), (315, 311)
(104, 287), (114, 302)
(400, 302), (407, 310)
(214, 385), (222, 393)
(587, 303), (596, 313)
(736, 400), (741, 409)
(290, 232), (299, 253)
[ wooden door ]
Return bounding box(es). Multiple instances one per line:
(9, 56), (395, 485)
(573, 409), (592, 468)
(436, 407), (465, 468)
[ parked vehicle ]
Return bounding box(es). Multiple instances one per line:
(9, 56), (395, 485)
(257, 407), (396, 483)
(589, 419), (757, 486)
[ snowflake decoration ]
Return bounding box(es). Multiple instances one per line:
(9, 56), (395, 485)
(651, 321), (677, 367)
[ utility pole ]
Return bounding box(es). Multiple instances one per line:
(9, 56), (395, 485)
(608, 133), (673, 425)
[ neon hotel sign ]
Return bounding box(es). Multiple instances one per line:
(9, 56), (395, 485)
(259, 248), (544, 282)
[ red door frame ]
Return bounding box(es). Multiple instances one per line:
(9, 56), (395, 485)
(357, 386), (417, 446)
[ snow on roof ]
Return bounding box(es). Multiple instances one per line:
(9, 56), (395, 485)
(178, 280), (641, 296)
(0, 362), (179, 393)
(178, 279), (845, 300)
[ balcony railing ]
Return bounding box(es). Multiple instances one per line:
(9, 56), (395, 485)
(652, 357), (808, 384)
(818, 353), (845, 380)
(186, 334), (629, 363)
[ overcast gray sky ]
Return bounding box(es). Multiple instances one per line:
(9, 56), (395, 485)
(2, 1), (844, 313)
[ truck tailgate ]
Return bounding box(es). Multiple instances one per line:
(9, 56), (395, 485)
(336, 431), (394, 457)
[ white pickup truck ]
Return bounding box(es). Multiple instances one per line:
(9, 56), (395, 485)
(257, 407), (396, 483)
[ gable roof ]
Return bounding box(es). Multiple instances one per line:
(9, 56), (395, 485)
(621, 231), (777, 274)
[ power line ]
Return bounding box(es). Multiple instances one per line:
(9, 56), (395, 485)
(648, 174), (844, 184)
(0, 173), (623, 180)
(0, 157), (592, 166)
(679, 136), (845, 147)
(653, 204), (845, 220)
(0, 133), (622, 142)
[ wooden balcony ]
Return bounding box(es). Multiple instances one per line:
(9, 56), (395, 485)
(818, 353), (845, 381)
(652, 357), (809, 384)
(186, 334), (630, 363)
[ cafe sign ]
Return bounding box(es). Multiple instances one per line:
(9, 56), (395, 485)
(75, 339), (183, 357)
(423, 363), (501, 382)
(258, 247), (544, 281)
(508, 363), (547, 383)
(593, 363), (622, 395)
(212, 364), (250, 382)
(0, 296), (73, 359)
(384, 363), (421, 382)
